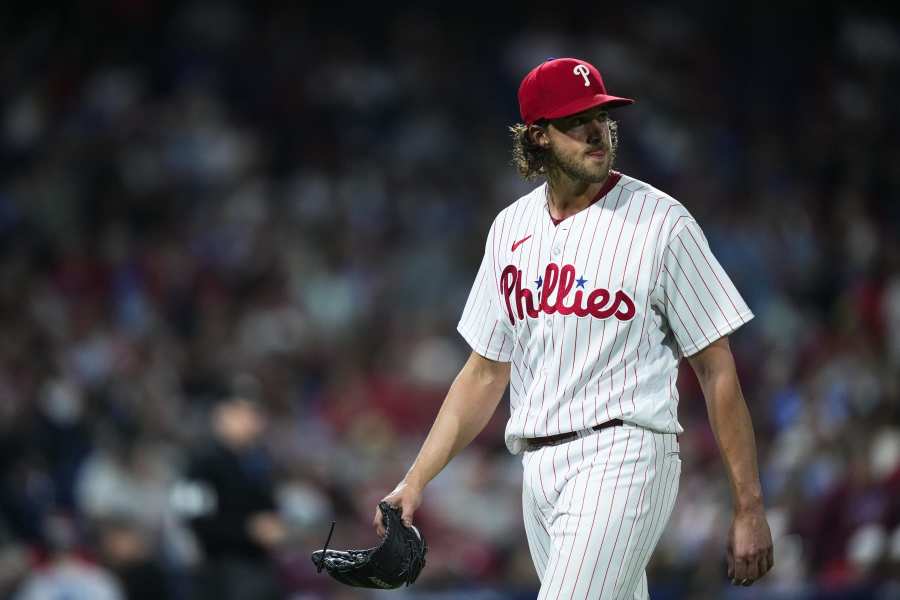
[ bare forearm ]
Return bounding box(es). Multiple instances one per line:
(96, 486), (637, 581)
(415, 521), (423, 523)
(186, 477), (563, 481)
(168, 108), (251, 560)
(404, 353), (509, 489)
(688, 337), (773, 585)
(701, 368), (763, 512)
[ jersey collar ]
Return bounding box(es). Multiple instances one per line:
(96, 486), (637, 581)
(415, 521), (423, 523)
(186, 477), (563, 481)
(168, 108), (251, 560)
(547, 170), (623, 226)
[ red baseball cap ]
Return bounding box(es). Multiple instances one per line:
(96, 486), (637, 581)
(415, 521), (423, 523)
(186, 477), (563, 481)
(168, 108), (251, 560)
(518, 57), (634, 124)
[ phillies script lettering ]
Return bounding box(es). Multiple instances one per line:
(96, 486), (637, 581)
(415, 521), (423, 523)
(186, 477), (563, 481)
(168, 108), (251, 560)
(501, 263), (636, 325)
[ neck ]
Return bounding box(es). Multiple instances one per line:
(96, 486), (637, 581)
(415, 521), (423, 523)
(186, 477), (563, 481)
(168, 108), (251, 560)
(546, 170), (610, 220)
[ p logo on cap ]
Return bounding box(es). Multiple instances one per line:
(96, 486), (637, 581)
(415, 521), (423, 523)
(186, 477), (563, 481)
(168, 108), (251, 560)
(573, 64), (591, 87)
(518, 57), (634, 125)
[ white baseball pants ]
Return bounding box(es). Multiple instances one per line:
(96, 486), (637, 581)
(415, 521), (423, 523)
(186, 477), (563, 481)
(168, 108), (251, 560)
(522, 422), (681, 599)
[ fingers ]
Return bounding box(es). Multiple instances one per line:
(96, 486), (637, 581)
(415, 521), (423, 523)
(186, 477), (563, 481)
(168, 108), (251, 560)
(728, 510), (775, 586)
(374, 482), (423, 537)
(372, 505), (385, 537)
(755, 545), (774, 582)
(730, 547), (774, 585)
(731, 558), (761, 585)
(731, 558), (749, 585)
(374, 496), (408, 537)
(745, 559), (760, 584)
(757, 555), (769, 581)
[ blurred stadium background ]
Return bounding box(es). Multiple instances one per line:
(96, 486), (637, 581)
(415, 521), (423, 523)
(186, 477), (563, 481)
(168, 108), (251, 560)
(0, 1), (899, 599)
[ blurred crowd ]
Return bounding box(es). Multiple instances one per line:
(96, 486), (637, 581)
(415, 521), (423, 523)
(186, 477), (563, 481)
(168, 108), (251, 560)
(0, 2), (899, 599)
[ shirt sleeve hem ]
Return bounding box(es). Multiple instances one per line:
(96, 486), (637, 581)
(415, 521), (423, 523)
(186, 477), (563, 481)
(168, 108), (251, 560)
(678, 310), (754, 358)
(456, 322), (513, 363)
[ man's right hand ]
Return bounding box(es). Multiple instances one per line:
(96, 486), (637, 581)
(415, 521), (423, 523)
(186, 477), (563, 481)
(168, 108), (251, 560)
(373, 480), (423, 537)
(370, 353), (509, 538)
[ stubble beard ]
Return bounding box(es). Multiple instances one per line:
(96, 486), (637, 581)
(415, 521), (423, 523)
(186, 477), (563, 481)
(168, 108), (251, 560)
(545, 119), (619, 184)
(546, 145), (611, 184)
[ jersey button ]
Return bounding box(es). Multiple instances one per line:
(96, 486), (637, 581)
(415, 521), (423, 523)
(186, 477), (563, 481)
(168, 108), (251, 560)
(552, 246), (561, 256)
(545, 317), (552, 327)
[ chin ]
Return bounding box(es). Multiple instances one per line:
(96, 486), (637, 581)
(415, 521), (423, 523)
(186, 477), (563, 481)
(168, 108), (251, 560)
(585, 163), (610, 182)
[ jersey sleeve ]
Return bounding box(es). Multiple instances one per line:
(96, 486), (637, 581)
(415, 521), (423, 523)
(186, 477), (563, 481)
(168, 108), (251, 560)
(457, 222), (515, 362)
(652, 218), (754, 357)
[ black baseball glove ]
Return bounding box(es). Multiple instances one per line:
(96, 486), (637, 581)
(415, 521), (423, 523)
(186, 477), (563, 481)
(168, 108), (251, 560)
(310, 501), (427, 589)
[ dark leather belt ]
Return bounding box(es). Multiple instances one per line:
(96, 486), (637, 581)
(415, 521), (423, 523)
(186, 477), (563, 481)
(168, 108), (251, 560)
(523, 419), (624, 451)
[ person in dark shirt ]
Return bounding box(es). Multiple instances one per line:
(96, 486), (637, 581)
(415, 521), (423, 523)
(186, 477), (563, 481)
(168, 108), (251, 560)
(182, 397), (286, 600)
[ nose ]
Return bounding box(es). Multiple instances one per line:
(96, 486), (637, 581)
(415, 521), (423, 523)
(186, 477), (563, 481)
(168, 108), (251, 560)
(585, 119), (605, 144)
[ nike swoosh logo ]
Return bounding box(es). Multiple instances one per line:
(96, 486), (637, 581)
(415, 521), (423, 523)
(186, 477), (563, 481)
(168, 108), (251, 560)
(511, 235), (533, 252)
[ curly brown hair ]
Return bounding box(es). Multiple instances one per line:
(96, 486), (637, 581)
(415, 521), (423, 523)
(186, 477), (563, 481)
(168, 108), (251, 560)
(509, 119), (619, 180)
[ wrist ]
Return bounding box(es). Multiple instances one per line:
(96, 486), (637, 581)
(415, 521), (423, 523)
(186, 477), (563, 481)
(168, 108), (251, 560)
(734, 494), (765, 515)
(403, 473), (426, 492)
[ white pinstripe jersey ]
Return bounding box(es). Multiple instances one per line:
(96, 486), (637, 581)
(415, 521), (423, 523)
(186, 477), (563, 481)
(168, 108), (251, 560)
(457, 171), (754, 454)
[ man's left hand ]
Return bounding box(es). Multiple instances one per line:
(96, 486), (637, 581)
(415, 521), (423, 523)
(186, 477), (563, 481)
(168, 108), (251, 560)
(727, 508), (774, 586)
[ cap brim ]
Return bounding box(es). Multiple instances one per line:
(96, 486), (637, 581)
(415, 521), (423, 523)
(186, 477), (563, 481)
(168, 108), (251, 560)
(541, 93), (634, 121)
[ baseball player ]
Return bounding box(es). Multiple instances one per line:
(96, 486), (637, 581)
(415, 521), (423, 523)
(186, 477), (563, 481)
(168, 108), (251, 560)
(375, 57), (773, 598)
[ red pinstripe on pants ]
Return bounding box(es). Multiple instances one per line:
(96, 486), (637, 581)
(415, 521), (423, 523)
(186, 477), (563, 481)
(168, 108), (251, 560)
(522, 423), (680, 599)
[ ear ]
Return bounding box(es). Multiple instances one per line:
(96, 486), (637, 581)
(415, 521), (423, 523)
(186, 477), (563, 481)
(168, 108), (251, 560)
(529, 124), (550, 148)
